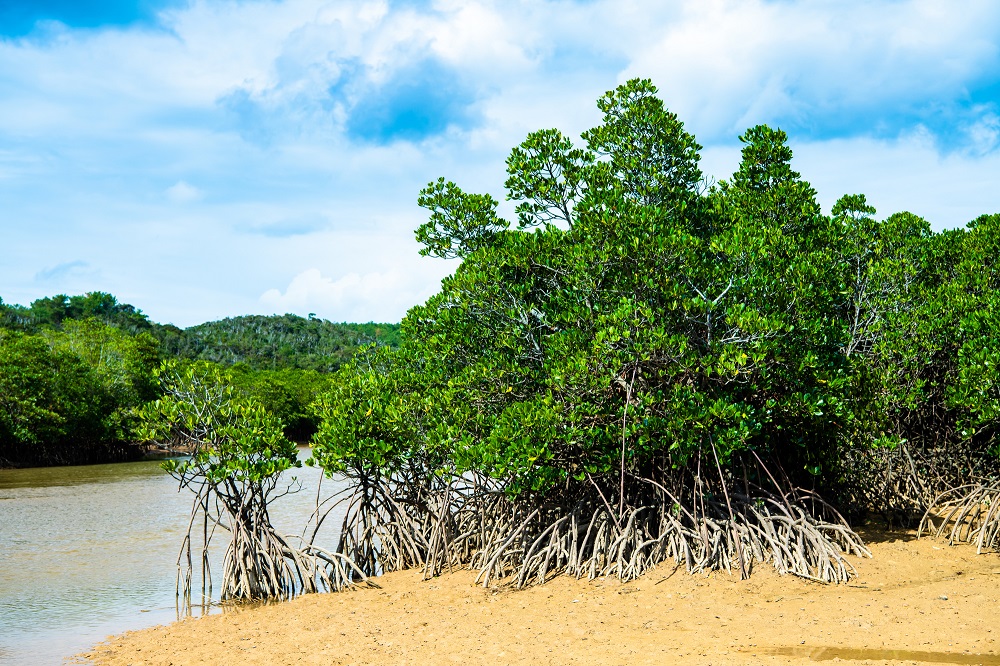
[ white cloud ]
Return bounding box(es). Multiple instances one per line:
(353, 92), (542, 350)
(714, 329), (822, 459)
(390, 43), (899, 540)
(260, 265), (446, 323)
(793, 132), (1000, 227)
(2, 0), (1000, 326)
(623, 0), (1000, 141)
(964, 108), (1000, 156)
(165, 180), (203, 203)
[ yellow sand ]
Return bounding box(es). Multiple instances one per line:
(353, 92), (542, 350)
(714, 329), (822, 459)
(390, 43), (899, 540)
(83, 528), (1000, 665)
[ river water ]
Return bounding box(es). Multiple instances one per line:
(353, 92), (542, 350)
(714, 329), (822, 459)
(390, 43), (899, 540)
(0, 453), (346, 665)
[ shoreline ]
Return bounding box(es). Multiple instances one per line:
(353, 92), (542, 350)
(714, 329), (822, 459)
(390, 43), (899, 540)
(83, 527), (1000, 665)
(0, 442), (156, 470)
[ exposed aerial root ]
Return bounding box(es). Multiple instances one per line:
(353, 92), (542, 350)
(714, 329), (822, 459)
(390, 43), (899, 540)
(175, 476), (378, 609)
(333, 477), (430, 577)
(466, 487), (869, 588)
(330, 466), (870, 587)
(919, 480), (1000, 553)
(841, 437), (1000, 524)
(840, 439), (931, 521)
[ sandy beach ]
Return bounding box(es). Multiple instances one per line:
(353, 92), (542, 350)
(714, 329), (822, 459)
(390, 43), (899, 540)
(82, 527), (1000, 665)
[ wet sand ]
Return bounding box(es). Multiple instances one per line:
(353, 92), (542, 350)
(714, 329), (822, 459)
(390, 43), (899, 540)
(82, 528), (1000, 665)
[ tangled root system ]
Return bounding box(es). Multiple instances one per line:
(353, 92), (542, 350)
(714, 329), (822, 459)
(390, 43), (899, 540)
(329, 461), (870, 588)
(840, 439), (931, 522)
(919, 480), (1000, 553)
(175, 476), (378, 609)
(840, 436), (1000, 526)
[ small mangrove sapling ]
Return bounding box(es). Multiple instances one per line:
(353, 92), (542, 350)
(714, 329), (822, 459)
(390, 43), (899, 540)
(139, 362), (371, 604)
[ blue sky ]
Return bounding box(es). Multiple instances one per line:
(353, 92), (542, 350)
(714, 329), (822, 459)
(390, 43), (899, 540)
(2, 0), (1000, 326)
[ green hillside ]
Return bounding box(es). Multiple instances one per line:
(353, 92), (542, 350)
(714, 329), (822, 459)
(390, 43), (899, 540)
(0, 291), (399, 467)
(165, 314), (400, 372)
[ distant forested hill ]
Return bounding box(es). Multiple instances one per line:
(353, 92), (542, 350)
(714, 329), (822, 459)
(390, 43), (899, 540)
(0, 293), (399, 372)
(162, 314), (400, 372)
(0, 292), (155, 334)
(0, 291), (400, 466)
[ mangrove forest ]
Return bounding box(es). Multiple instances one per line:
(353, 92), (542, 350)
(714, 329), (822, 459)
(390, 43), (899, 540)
(9, 78), (1000, 598)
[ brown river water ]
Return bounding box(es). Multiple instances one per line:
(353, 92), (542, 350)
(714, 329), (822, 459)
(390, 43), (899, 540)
(0, 451), (346, 665)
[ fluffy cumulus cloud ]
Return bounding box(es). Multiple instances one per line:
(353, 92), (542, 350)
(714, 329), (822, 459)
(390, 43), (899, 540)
(260, 265), (444, 323)
(628, 1), (1000, 146)
(1, 0), (999, 325)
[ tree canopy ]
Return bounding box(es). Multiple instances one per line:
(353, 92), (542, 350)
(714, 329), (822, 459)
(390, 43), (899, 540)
(0, 294), (397, 466)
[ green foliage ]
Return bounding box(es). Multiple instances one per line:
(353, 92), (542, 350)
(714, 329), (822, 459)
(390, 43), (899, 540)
(44, 318), (161, 436)
(2, 291), (154, 334)
(1, 293), (399, 376)
(138, 363), (300, 485)
(0, 330), (112, 465)
(505, 128), (593, 229)
(171, 314), (400, 372)
(416, 177), (508, 259)
(0, 293), (391, 466)
(310, 346), (423, 477)
(314, 79), (857, 498)
(0, 317), (161, 464)
(311, 78), (1000, 519)
(840, 208), (1000, 468)
(214, 363), (334, 442)
(582, 78), (703, 209)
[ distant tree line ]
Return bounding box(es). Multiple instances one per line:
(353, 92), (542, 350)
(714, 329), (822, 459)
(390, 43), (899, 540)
(0, 292), (399, 467)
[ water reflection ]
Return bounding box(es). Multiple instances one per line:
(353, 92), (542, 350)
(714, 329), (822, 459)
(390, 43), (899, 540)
(0, 455), (347, 666)
(0, 458), (167, 491)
